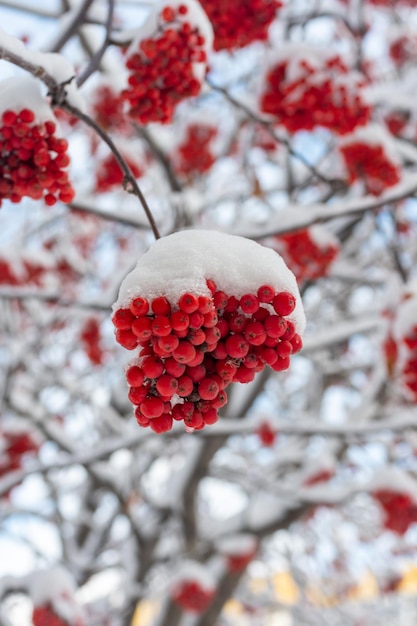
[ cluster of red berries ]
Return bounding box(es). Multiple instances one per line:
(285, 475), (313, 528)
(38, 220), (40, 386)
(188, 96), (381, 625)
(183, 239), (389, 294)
(171, 579), (215, 613)
(373, 489), (417, 535)
(369, 0), (417, 6)
(174, 123), (217, 177)
(0, 108), (74, 207)
(0, 430), (39, 479)
(122, 4), (208, 124)
(273, 228), (339, 282)
(112, 281), (302, 433)
(340, 140), (400, 195)
(199, 0), (281, 50)
(80, 318), (104, 365)
(389, 33), (417, 66)
(91, 85), (130, 135)
(260, 55), (371, 135)
(95, 153), (143, 192)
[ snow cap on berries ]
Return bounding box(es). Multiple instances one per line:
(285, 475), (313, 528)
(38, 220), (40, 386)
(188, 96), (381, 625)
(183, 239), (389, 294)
(114, 229), (305, 334)
(217, 533), (258, 571)
(170, 560), (216, 612)
(29, 566), (84, 626)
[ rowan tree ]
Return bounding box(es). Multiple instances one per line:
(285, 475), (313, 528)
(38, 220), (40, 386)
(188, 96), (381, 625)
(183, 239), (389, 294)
(1, 1), (417, 625)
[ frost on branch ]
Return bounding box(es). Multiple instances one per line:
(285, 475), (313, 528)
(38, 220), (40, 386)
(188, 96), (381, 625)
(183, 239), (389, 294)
(170, 560), (216, 613)
(0, 76), (75, 207)
(259, 44), (371, 135)
(122, 0), (213, 124)
(112, 230), (305, 433)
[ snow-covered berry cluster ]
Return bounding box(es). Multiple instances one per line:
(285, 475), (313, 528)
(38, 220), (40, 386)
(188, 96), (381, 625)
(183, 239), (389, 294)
(30, 568), (84, 626)
(373, 489), (417, 535)
(0, 250), (55, 287)
(122, 1), (212, 124)
(269, 226), (339, 283)
(174, 123), (217, 177)
(199, 0), (281, 51)
(112, 231), (305, 433)
(389, 31), (417, 66)
(170, 561), (215, 613)
(218, 534), (258, 572)
(339, 126), (401, 195)
(259, 46), (371, 135)
(95, 153), (143, 192)
(0, 77), (74, 207)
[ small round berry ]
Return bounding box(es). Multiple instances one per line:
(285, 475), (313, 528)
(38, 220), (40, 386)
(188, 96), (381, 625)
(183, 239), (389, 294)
(244, 321), (267, 346)
(171, 310), (190, 331)
(178, 292), (199, 314)
(177, 375), (194, 397)
(128, 385), (148, 405)
(140, 396), (165, 418)
(276, 340), (293, 359)
(126, 365), (145, 386)
(152, 315), (172, 337)
(213, 291), (228, 310)
(142, 356), (164, 378)
(265, 315), (287, 338)
(149, 414), (173, 433)
(257, 284), (275, 303)
(131, 317), (153, 341)
(186, 364), (206, 382)
(165, 357), (186, 377)
(156, 334), (180, 353)
(273, 292), (296, 316)
(226, 334), (250, 359)
(240, 293), (259, 314)
(130, 297), (149, 317)
(115, 329), (138, 350)
(173, 340), (197, 364)
(156, 374), (178, 397)
(152, 296), (171, 315)
(198, 378), (220, 400)
(112, 307), (135, 330)
(271, 356), (290, 372)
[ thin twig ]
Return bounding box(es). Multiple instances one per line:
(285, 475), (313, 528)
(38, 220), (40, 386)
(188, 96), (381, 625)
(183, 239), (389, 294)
(77, 0), (115, 86)
(50, 0), (96, 53)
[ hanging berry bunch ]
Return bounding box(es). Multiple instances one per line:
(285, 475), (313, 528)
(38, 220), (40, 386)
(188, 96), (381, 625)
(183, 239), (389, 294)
(122, 0), (213, 124)
(339, 125), (401, 195)
(0, 76), (75, 207)
(174, 122), (217, 177)
(80, 318), (104, 365)
(259, 45), (371, 135)
(170, 561), (216, 613)
(268, 226), (340, 283)
(112, 230), (305, 433)
(95, 152), (143, 192)
(91, 84), (130, 135)
(199, 0), (281, 51)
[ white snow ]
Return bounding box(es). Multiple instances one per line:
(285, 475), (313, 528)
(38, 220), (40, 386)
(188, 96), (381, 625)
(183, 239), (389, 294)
(171, 560), (216, 592)
(0, 76), (57, 124)
(113, 230), (306, 334)
(0, 28), (84, 111)
(217, 533), (257, 557)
